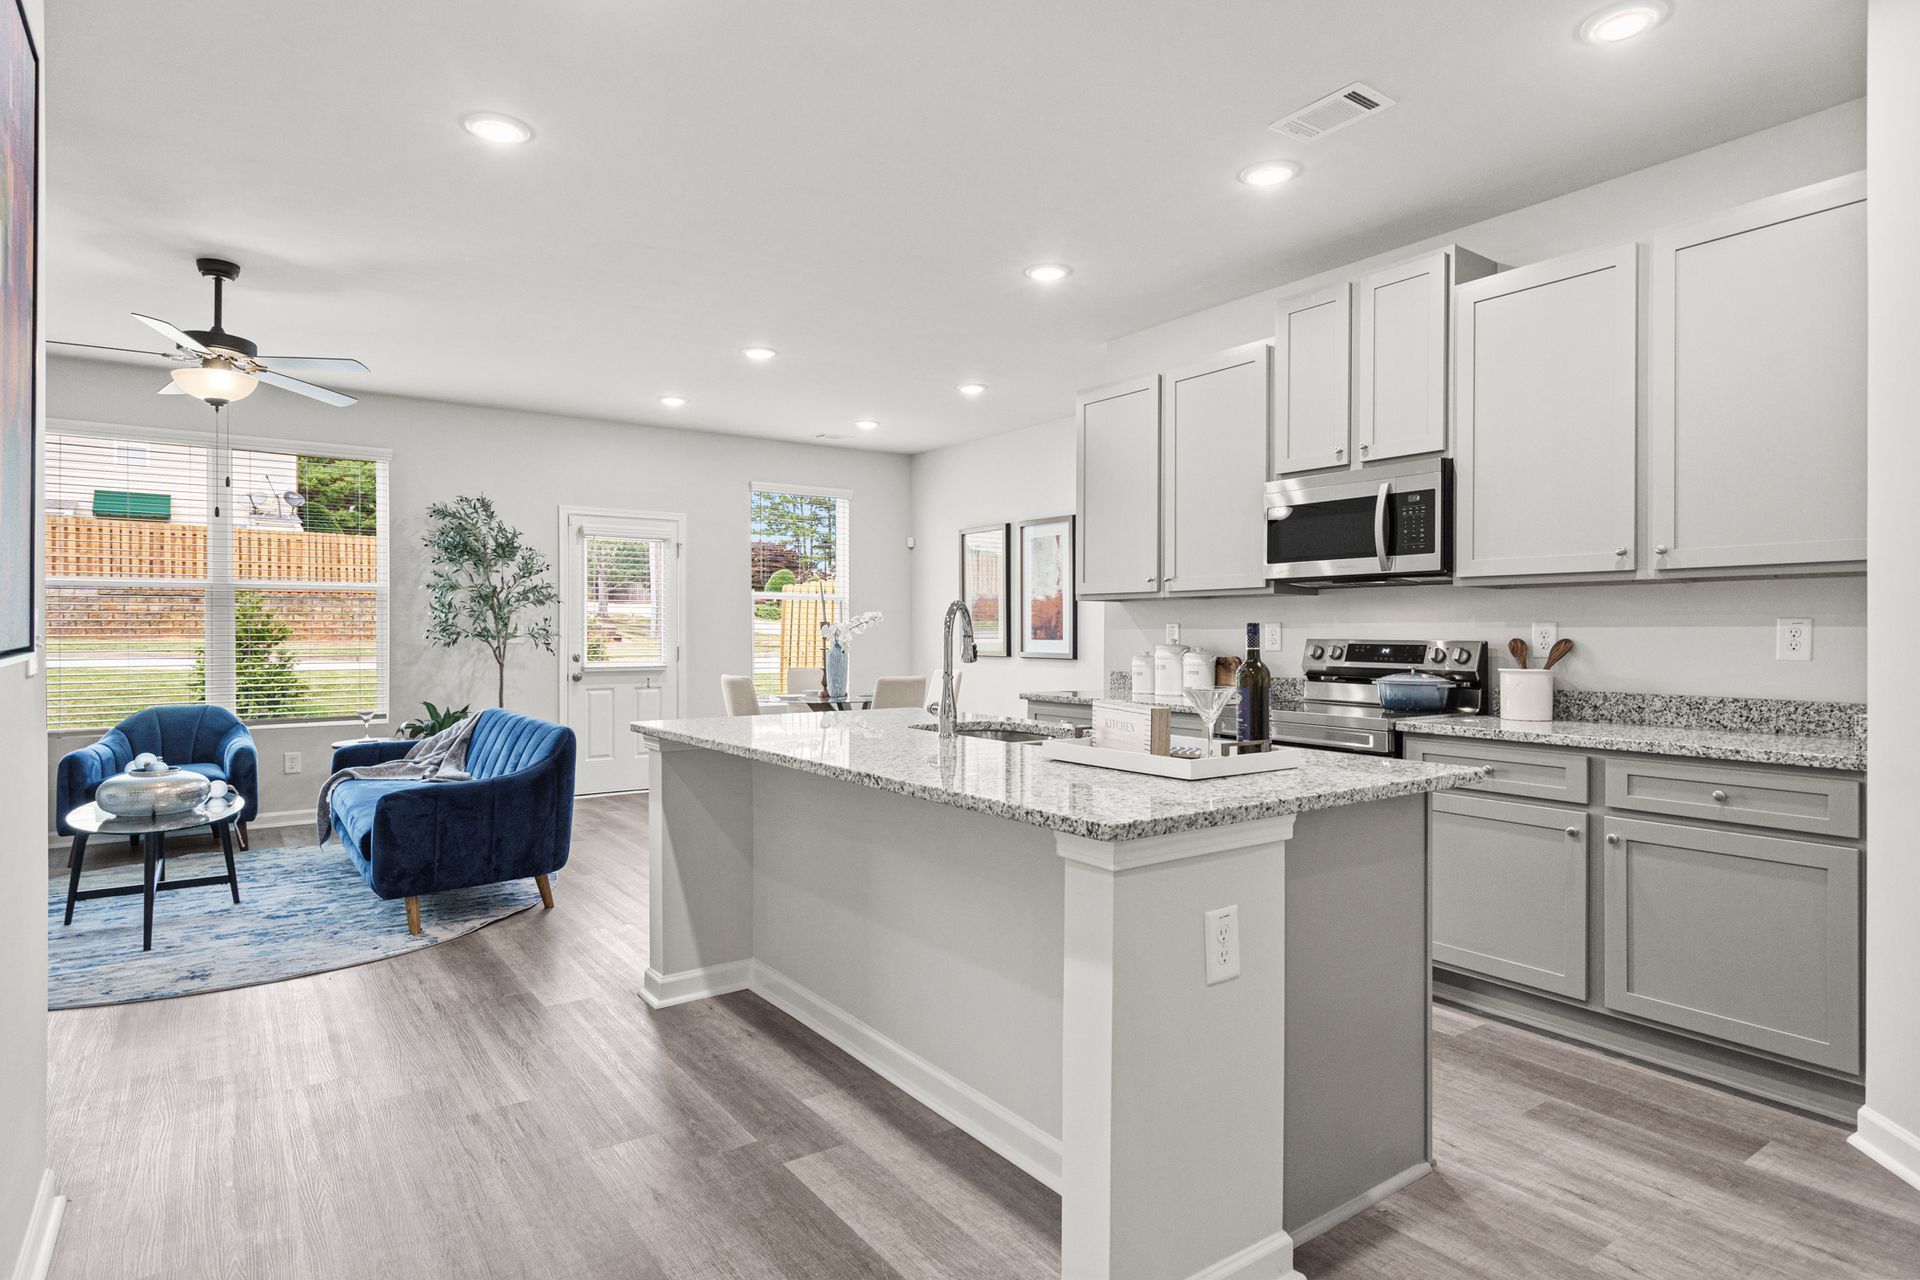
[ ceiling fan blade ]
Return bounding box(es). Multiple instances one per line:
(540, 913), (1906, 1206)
(158, 382), (186, 395)
(50, 339), (180, 359)
(255, 368), (357, 407)
(132, 313), (211, 355)
(256, 355), (369, 374)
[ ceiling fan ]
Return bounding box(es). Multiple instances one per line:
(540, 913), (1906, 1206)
(52, 257), (368, 407)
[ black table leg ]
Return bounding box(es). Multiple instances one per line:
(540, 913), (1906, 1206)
(63, 833), (88, 927)
(219, 821), (240, 903)
(142, 830), (160, 952)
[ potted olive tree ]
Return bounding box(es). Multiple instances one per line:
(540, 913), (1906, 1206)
(422, 495), (560, 708)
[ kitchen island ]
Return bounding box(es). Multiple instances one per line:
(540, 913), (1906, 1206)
(632, 708), (1486, 1280)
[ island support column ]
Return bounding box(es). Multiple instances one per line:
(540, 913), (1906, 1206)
(640, 738), (757, 1007)
(1057, 815), (1305, 1280)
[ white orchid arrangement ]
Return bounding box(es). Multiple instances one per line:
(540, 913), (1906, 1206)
(820, 611), (884, 645)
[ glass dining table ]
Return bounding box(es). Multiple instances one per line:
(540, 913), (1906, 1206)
(764, 691), (876, 712)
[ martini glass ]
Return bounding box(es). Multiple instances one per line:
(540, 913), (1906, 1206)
(356, 709), (378, 741)
(1184, 686), (1241, 753)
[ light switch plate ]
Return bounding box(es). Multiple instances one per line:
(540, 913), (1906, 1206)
(1530, 622), (1558, 660)
(1204, 905), (1240, 985)
(1165, 623), (1181, 643)
(1777, 618), (1813, 661)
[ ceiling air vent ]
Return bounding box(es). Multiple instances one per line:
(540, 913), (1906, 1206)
(1269, 81), (1396, 142)
(813, 432), (851, 441)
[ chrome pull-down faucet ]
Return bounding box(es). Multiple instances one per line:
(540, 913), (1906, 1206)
(931, 600), (977, 739)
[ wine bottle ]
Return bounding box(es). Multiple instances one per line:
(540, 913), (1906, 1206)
(1236, 623), (1271, 743)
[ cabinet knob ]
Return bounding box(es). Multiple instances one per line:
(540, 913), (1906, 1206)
(1335, 447), (1345, 458)
(1654, 544), (1668, 555)
(1711, 789), (1728, 802)
(1146, 576), (1157, 585)
(1614, 547), (1629, 557)
(1359, 444), (1370, 455)
(1605, 833), (1620, 845)
(1565, 826), (1580, 838)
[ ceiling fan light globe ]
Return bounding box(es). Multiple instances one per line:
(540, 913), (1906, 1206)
(171, 363), (259, 403)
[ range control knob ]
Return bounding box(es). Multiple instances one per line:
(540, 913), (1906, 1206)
(1450, 646), (1471, 664)
(1430, 647), (1447, 663)
(1328, 645), (1345, 660)
(1308, 644), (1325, 660)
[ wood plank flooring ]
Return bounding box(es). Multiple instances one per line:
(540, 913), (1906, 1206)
(45, 795), (1920, 1279)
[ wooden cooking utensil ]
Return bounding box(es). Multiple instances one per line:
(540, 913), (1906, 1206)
(1544, 638), (1575, 669)
(1507, 637), (1531, 669)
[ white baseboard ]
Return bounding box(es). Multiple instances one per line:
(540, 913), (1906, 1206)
(9, 1170), (64, 1280)
(745, 962), (1064, 1193)
(1851, 1105), (1920, 1195)
(640, 961), (753, 1009)
(1180, 1227), (1300, 1280)
(1287, 1160), (1431, 1247)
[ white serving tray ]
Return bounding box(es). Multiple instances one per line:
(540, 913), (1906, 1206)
(1039, 735), (1306, 780)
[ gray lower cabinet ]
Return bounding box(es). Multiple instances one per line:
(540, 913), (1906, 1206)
(1430, 792), (1589, 1000)
(1601, 816), (1862, 1074)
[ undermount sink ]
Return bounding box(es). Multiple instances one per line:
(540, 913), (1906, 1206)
(911, 723), (1049, 744)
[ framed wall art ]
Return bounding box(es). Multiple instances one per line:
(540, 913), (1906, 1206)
(1017, 515), (1075, 659)
(0, 0), (35, 660)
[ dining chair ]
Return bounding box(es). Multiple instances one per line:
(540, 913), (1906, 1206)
(785, 667), (823, 694)
(720, 675), (761, 716)
(870, 675), (930, 710)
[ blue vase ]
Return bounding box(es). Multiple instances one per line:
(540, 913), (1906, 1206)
(825, 639), (850, 701)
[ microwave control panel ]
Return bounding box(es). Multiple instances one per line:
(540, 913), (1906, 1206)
(1390, 490), (1437, 555)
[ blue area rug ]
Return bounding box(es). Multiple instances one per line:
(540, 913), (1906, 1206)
(48, 842), (544, 1010)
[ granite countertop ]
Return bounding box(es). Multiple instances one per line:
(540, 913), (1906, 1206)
(1397, 715), (1866, 772)
(632, 707), (1487, 843)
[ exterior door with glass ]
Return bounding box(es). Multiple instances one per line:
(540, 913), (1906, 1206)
(560, 509), (682, 794)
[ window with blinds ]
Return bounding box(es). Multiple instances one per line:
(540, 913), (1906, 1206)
(44, 428), (389, 731)
(749, 484), (851, 697)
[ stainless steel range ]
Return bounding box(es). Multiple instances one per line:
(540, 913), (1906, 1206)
(1270, 638), (1488, 755)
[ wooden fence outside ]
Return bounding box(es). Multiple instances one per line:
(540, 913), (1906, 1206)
(778, 579), (842, 678)
(45, 514), (379, 583)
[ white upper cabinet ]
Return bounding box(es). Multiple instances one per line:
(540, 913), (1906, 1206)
(1647, 174), (1867, 573)
(1454, 244), (1641, 580)
(1077, 375), (1163, 597)
(1164, 343), (1272, 595)
(1354, 248), (1497, 465)
(1273, 283), (1351, 474)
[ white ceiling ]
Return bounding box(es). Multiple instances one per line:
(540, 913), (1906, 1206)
(45, 0), (1864, 453)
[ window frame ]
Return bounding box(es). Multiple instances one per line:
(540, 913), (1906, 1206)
(44, 416), (392, 735)
(748, 481), (853, 699)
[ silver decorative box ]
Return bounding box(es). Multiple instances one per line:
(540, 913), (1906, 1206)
(95, 753), (212, 818)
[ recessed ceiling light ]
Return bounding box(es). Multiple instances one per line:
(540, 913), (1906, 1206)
(741, 346), (778, 362)
(957, 383), (987, 397)
(460, 111), (534, 145)
(1024, 263), (1072, 284)
(1238, 160), (1301, 188)
(658, 395), (687, 408)
(854, 419), (879, 432)
(1579, 2), (1668, 44)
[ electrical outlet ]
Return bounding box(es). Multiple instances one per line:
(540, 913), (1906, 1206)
(1204, 905), (1241, 985)
(1165, 623), (1181, 643)
(1777, 618), (1813, 661)
(1261, 623), (1283, 650)
(283, 751), (302, 775)
(1530, 622), (1558, 660)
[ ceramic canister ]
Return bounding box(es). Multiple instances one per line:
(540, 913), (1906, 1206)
(1153, 643), (1192, 697)
(1131, 652), (1155, 696)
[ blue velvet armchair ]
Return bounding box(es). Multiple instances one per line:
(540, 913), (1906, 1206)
(327, 708), (576, 934)
(57, 705), (260, 845)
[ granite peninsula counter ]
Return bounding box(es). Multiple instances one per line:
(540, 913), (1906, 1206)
(631, 708), (1487, 1280)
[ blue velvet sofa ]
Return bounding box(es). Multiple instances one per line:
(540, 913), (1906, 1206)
(328, 708), (576, 934)
(57, 705), (259, 846)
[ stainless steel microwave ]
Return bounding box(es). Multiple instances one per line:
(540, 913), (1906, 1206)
(1263, 460), (1452, 584)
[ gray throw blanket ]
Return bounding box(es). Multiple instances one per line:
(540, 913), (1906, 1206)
(316, 715), (479, 844)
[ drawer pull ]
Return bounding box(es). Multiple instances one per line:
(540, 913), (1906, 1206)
(1565, 826), (1580, 837)
(1711, 789), (1728, 802)
(1605, 833), (1620, 845)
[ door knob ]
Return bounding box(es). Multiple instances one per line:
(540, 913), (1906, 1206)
(571, 673), (583, 682)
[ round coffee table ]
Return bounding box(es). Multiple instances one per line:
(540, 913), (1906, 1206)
(62, 793), (247, 952)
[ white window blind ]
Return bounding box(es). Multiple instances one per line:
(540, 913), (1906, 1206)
(44, 428), (389, 731)
(749, 484), (851, 697)
(582, 532), (667, 667)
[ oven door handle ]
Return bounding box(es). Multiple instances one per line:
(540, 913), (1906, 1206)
(1373, 481), (1392, 571)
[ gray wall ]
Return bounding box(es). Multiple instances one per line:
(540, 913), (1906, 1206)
(1863, 0), (1920, 1195)
(3, 0), (49, 1267)
(46, 357), (916, 824)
